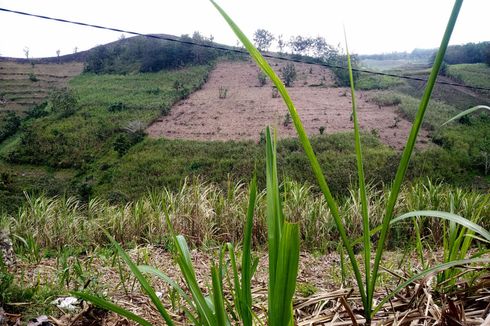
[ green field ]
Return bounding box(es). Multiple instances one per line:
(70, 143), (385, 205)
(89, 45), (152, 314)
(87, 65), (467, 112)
(446, 63), (490, 91)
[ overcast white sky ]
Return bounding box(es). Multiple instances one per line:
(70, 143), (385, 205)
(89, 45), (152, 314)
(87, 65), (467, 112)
(0, 0), (488, 58)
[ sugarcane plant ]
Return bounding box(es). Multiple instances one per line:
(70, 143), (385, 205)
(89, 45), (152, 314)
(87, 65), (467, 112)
(210, 0), (489, 323)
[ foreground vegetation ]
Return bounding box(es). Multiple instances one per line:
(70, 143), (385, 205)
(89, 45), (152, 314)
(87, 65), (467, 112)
(2, 178), (488, 255)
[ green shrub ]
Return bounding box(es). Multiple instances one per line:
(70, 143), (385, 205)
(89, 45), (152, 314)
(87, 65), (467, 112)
(27, 102), (49, 119)
(107, 102), (127, 112)
(369, 92), (402, 106)
(281, 63), (297, 87)
(0, 113), (20, 143)
(49, 88), (79, 118)
(329, 54), (360, 86)
(28, 73), (38, 82)
(257, 71), (267, 86)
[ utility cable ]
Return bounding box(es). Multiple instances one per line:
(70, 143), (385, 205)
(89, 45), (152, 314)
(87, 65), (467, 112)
(1, 7), (489, 92)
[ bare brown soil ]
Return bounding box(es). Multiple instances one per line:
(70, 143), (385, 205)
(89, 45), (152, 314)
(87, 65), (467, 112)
(147, 60), (429, 150)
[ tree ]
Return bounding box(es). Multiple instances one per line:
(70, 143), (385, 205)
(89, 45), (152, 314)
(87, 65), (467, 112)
(56, 49), (61, 63)
(485, 47), (490, 66)
(277, 34), (285, 53)
(288, 36), (313, 55)
(312, 37), (336, 59)
(253, 29), (275, 51)
(23, 47), (29, 59)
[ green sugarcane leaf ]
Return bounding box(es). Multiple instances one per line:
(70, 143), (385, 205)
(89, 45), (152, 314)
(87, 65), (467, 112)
(103, 231), (174, 325)
(370, 0), (464, 308)
(211, 264), (230, 326)
(73, 291), (152, 326)
(270, 222), (300, 326)
(372, 258), (490, 317)
(441, 105), (489, 126)
(209, 0), (367, 307)
(138, 265), (194, 311)
(344, 29), (371, 310)
(391, 211), (490, 242)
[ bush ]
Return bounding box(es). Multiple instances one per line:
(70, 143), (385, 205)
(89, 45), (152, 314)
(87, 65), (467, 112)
(28, 73), (38, 82)
(328, 53), (360, 87)
(281, 63), (297, 87)
(49, 88), (79, 118)
(107, 102), (127, 112)
(370, 92), (402, 106)
(0, 113), (20, 143)
(27, 102), (49, 119)
(258, 71), (267, 86)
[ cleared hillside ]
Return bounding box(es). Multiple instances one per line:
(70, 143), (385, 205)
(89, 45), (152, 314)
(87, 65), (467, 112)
(147, 59), (429, 149)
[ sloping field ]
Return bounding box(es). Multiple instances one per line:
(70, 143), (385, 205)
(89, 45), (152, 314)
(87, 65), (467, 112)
(0, 60), (83, 116)
(147, 60), (429, 149)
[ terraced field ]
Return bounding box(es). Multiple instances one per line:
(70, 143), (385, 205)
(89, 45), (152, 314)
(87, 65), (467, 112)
(0, 60), (83, 118)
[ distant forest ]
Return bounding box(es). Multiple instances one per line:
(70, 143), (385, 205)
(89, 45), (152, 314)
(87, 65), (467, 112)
(359, 41), (490, 65)
(84, 32), (220, 74)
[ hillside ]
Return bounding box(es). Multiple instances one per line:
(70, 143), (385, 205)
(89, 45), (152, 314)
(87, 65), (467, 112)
(147, 59), (429, 150)
(0, 35), (488, 208)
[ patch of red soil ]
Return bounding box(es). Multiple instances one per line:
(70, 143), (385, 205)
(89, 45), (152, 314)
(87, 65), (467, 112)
(147, 60), (429, 150)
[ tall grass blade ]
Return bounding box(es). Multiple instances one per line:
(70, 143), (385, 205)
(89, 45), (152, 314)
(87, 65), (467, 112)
(265, 127), (282, 301)
(90, 231), (174, 325)
(371, 258), (490, 317)
(357, 209), (489, 245)
(73, 292), (152, 326)
(369, 0), (464, 310)
(138, 265), (195, 310)
(162, 206), (217, 324)
(211, 264), (230, 326)
(265, 126), (300, 325)
(271, 222), (300, 326)
(391, 211), (490, 242)
(344, 28), (371, 310)
(441, 105), (489, 126)
(240, 176), (257, 325)
(227, 244), (242, 319)
(209, 0), (367, 308)
(413, 218), (426, 268)
(173, 235), (217, 324)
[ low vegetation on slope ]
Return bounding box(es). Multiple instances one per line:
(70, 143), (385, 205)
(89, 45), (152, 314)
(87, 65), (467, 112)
(3, 65), (212, 168)
(446, 63), (490, 93)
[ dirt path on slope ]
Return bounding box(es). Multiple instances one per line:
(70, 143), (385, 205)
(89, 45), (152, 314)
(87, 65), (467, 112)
(147, 60), (429, 149)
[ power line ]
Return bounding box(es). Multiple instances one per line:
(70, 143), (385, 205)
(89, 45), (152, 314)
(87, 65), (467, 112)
(1, 7), (489, 92)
